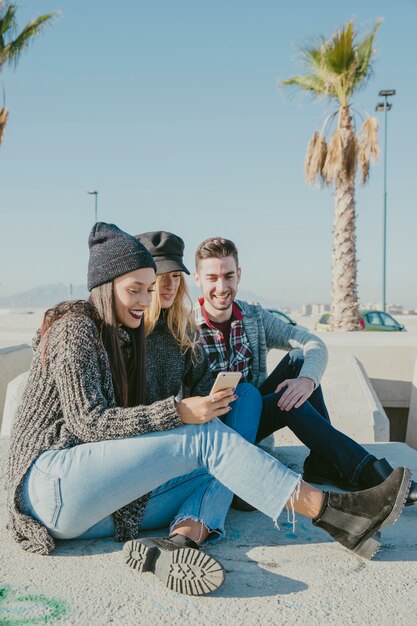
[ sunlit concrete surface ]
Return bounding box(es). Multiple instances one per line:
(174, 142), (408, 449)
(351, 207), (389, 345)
(1, 437), (417, 625)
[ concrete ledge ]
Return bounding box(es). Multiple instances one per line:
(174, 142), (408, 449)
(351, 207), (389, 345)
(406, 358), (417, 449)
(322, 332), (417, 410)
(1, 437), (417, 624)
(0, 344), (32, 430)
(1, 371), (29, 437)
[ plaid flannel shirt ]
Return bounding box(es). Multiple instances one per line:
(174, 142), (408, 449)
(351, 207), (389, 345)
(194, 298), (253, 382)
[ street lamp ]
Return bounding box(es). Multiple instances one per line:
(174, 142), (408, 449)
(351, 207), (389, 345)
(87, 190), (99, 223)
(375, 89), (396, 313)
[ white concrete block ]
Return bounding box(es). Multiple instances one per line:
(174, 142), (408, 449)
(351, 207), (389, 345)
(1, 370), (29, 437)
(406, 358), (417, 450)
(0, 344), (32, 430)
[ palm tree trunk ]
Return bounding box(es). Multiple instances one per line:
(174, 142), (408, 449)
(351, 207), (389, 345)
(330, 107), (360, 331)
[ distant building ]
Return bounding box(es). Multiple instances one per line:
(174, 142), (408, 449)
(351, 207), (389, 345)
(311, 303), (330, 316)
(301, 303), (330, 316)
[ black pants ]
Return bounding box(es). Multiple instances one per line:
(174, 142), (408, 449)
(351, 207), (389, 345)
(255, 351), (375, 486)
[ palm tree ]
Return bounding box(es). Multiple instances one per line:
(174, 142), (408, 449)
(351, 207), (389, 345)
(282, 20), (381, 330)
(0, 1), (55, 145)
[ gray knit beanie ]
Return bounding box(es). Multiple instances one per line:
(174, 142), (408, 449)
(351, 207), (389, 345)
(88, 222), (156, 291)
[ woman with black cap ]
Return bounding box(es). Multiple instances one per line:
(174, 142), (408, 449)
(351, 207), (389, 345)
(134, 231), (262, 547)
(7, 222), (412, 597)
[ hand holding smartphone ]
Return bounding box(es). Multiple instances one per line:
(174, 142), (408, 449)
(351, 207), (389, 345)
(210, 371), (242, 396)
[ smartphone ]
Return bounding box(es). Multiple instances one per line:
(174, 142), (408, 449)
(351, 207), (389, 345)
(210, 371), (242, 395)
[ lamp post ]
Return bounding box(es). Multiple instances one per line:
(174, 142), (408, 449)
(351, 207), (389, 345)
(375, 89), (395, 313)
(87, 190), (99, 223)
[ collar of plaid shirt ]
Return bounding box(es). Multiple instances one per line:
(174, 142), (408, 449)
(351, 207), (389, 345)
(195, 298), (253, 381)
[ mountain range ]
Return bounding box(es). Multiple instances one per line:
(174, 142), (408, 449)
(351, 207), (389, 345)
(0, 283), (290, 310)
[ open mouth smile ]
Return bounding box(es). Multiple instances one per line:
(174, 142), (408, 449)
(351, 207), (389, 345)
(129, 309), (144, 320)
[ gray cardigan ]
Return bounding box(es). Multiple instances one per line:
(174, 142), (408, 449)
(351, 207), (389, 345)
(232, 300), (327, 388)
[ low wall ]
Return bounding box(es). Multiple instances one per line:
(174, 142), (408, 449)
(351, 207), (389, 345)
(0, 344), (32, 430)
(322, 333), (417, 409)
(406, 359), (417, 449)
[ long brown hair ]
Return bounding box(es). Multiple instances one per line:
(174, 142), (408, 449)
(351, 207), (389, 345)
(41, 285), (147, 407)
(144, 273), (197, 356)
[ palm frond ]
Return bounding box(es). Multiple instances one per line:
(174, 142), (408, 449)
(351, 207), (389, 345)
(323, 21), (354, 76)
(358, 116), (379, 184)
(343, 134), (358, 181)
(0, 3), (17, 37)
(0, 106), (8, 144)
(360, 149), (370, 185)
(361, 116), (379, 161)
(323, 128), (343, 183)
(281, 74), (327, 97)
(305, 131), (328, 185)
(282, 19), (381, 107)
(1, 12), (55, 69)
(353, 19), (382, 88)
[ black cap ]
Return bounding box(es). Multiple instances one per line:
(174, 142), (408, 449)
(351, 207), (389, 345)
(88, 222), (156, 291)
(136, 231), (190, 275)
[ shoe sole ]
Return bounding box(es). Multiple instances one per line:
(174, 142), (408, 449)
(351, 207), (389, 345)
(352, 467), (412, 559)
(123, 539), (225, 596)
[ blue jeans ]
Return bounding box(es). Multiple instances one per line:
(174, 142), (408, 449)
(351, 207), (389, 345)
(21, 384), (279, 542)
(256, 350), (375, 486)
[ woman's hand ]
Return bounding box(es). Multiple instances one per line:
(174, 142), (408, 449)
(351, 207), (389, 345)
(176, 388), (236, 424)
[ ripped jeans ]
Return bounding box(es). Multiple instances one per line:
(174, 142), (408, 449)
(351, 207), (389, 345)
(21, 384), (299, 543)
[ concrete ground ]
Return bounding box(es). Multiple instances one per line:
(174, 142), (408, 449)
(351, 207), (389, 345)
(1, 436), (417, 626)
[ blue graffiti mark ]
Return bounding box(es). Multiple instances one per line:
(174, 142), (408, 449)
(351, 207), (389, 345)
(286, 532), (298, 539)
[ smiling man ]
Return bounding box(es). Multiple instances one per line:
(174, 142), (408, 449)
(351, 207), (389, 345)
(193, 236), (417, 505)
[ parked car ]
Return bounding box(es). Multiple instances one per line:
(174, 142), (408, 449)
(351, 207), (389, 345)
(315, 310), (405, 332)
(267, 309), (297, 326)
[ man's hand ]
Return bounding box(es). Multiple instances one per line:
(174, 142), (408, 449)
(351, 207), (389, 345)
(176, 388), (236, 424)
(275, 377), (315, 411)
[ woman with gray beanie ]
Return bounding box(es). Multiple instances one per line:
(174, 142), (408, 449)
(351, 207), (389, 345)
(7, 222), (413, 597)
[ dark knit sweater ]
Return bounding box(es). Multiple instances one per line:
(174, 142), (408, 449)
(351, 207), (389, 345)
(7, 313), (182, 555)
(145, 314), (213, 403)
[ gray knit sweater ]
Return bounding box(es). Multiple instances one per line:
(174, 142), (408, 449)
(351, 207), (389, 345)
(145, 313), (213, 403)
(7, 312), (183, 555)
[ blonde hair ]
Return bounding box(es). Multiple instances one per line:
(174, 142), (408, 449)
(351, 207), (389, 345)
(144, 273), (197, 355)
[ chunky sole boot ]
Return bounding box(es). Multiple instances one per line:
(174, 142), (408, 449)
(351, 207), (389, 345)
(359, 458), (417, 507)
(123, 535), (225, 596)
(313, 467), (412, 560)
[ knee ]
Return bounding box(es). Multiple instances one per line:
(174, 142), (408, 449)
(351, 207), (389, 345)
(235, 383), (262, 410)
(288, 349), (304, 374)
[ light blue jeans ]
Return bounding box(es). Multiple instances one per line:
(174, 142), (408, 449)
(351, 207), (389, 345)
(21, 385), (300, 543)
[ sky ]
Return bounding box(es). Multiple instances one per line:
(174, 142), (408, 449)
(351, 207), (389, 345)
(0, 0), (416, 308)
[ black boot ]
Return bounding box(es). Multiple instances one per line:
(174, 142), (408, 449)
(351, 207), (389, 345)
(313, 466), (412, 559)
(231, 494), (256, 512)
(123, 534), (225, 596)
(359, 457), (417, 506)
